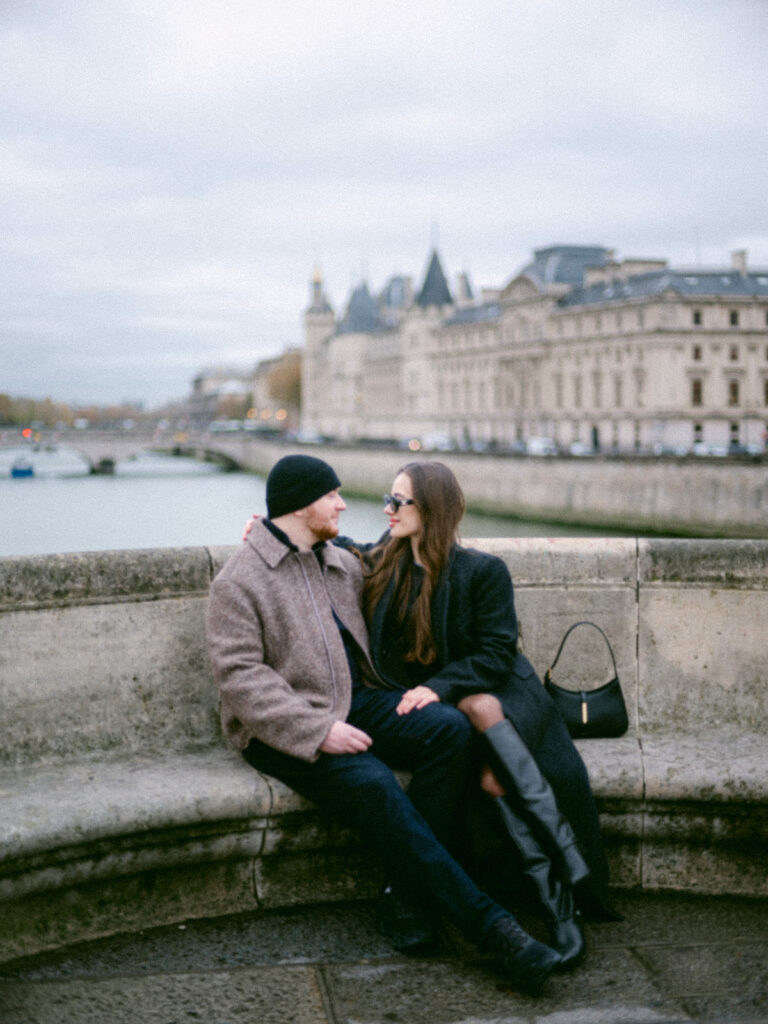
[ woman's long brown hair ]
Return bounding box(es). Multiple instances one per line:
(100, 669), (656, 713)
(362, 461), (465, 664)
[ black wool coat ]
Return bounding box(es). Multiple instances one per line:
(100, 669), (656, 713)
(367, 542), (613, 912)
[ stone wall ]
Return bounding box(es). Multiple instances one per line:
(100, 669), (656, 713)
(1, 539), (767, 959)
(199, 437), (768, 537)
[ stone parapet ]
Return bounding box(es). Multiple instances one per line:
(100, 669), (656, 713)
(1, 539), (766, 962)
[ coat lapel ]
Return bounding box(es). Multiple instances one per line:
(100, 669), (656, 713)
(429, 546), (457, 668)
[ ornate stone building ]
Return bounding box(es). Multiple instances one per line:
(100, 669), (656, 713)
(302, 245), (768, 453)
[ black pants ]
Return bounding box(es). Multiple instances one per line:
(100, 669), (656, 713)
(243, 688), (508, 945)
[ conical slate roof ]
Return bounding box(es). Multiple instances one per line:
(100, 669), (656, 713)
(416, 250), (453, 308)
(336, 281), (385, 335)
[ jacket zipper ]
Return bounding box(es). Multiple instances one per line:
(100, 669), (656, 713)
(296, 554), (338, 704)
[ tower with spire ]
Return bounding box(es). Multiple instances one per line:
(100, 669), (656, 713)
(302, 268), (335, 434)
(300, 247), (458, 441)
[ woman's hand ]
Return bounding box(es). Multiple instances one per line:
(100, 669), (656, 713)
(396, 685), (440, 715)
(243, 514), (260, 541)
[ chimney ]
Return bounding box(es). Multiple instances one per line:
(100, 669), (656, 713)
(731, 250), (748, 276)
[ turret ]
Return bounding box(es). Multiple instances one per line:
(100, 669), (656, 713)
(304, 267), (335, 351)
(302, 268), (336, 434)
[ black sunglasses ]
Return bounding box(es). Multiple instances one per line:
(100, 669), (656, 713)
(383, 493), (416, 512)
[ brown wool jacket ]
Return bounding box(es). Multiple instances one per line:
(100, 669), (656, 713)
(206, 519), (380, 762)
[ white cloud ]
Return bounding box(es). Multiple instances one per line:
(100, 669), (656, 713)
(1, 0), (767, 406)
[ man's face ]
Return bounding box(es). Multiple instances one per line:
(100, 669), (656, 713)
(303, 488), (347, 542)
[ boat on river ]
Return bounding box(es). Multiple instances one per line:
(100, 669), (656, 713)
(10, 457), (35, 478)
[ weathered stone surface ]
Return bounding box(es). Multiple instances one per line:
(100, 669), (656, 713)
(0, 547), (213, 610)
(207, 543), (238, 576)
(325, 949), (685, 1024)
(577, 737), (644, 801)
(639, 537), (768, 587)
(0, 964), (330, 1024)
(642, 735), (768, 804)
(254, 847), (381, 910)
(0, 751), (269, 869)
(1, 889), (766, 1024)
(638, 590), (768, 734)
(0, 597), (218, 768)
(0, 858), (261, 963)
(641, 839), (768, 897)
(472, 536), (637, 586)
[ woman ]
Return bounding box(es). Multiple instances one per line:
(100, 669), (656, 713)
(356, 461), (618, 966)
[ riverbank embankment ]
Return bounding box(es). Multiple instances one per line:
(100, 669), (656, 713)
(179, 436), (768, 537)
(10, 429), (764, 537)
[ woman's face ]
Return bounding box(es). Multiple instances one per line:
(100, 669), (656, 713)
(384, 471), (423, 545)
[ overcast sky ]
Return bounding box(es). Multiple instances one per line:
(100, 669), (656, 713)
(2, 0), (767, 409)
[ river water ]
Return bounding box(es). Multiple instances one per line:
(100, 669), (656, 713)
(1, 445), (632, 558)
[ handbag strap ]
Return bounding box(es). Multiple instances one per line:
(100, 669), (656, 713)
(545, 620), (618, 683)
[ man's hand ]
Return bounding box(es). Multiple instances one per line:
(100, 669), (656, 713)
(396, 686), (440, 715)
(319, 720), (373, 754)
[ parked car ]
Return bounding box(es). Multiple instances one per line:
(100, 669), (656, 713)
(652, 443), (689, 456)
(692, 441), (728, 457)
(419, 433), (456, 452)
(568, 441), (595, 456)
(289, 430), (324, 445)
(526, 436), (559, 456)
(728, 441), (765, 456)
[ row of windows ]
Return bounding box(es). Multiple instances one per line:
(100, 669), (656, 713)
(550, 305), (768, 337)
(445, 372), (768, 415)
(443, 311), (768, 354)
(691, 378), (768, 407)
(692, 309), (768, 328)
(692, 343), (768, 361)
(555, 309), (646, 335)
(446, 374), (768, 414)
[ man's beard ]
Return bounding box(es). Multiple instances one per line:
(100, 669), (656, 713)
(306, 511), (339, 543)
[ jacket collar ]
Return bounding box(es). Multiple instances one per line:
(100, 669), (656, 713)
(247, 518), (351, 574)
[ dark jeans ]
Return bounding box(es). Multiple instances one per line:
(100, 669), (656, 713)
(347, 685), (473, 847)
(243, 688), (507, 945)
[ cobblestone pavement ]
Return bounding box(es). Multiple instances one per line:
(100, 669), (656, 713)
(1, 890), (766, 1024)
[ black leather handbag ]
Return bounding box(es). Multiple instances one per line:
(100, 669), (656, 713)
(544, 621), (628, 739)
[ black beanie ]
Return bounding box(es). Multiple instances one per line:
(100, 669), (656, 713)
(266, 454), (342, 519)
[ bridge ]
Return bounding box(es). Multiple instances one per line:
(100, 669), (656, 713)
(1, 428), (247, 474)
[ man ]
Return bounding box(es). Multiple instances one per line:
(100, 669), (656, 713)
(206, 454), (561, 995)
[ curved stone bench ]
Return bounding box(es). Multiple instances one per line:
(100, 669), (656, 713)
(496, 537), (768, 898)
(1, 539), (766, 963)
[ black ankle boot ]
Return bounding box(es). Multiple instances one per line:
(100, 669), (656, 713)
(483, 718), (591, 887)
(495, 799), (585, 969)
(375, 884), (437, 955)
(484, 914), (561, 995)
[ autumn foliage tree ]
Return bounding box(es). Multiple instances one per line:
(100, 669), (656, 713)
(266, 349), (301, 411)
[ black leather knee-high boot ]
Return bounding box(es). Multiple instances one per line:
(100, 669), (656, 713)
(495, 798), (585, 969)
(483, 718), (590, 887)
